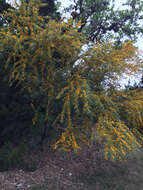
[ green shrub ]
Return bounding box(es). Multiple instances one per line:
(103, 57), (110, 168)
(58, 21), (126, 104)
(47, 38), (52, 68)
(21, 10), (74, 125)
(0, 142), (28, 171)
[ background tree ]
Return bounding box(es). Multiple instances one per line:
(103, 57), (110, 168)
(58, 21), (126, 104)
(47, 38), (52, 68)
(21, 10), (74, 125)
(64, 0), (143, 44)
(38, 0), (61, 19)
(0, 0), (13, 28)
(22, 0), (61, 19)
(125, 75), (143, 90)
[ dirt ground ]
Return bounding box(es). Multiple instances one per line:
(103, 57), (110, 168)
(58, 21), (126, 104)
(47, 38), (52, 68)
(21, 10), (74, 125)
(0, 144), (143, 190)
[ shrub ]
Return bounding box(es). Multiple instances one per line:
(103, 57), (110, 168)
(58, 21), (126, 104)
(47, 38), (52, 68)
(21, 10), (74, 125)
(0, 0), (143, 161)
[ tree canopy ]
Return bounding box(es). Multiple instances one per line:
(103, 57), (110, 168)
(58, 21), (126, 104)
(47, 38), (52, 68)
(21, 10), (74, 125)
(0, 0), (13, 28)
(0, 0), (143, 161)
(64, 0), (143, 45)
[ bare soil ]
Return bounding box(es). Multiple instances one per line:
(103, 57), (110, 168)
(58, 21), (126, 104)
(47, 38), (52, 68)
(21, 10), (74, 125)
(0, 143), (143, 190)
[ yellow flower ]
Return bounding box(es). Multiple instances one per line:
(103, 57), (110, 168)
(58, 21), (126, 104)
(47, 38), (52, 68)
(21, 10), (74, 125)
(30, 103), (35, 109)
(12, 35), (17, 39)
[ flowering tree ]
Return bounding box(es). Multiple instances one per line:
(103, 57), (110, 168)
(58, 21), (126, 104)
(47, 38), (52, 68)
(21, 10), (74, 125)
(0, 0), (143, 160)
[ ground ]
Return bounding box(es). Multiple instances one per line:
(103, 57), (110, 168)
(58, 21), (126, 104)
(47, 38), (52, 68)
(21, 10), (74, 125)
(0, 143), (143, 190)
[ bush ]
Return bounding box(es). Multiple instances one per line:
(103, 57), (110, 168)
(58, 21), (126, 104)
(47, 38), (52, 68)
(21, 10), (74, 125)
(0, 0), (143, 161)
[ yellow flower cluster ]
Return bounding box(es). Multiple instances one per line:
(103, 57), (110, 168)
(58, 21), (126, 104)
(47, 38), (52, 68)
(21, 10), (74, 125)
(54, 131), (81, 151)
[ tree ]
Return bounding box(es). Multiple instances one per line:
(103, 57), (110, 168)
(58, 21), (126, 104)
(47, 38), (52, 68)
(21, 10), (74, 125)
(0, 0), (12, 14)
(64, 0), (143, 44)
(22, 0), (61, 19)
(0, 0), (143, 160)
(0, 0), (37, 147)
(125, 74), (143, 90)
(0, 0), (61, 148)
(139, 75), (143, 88)
(0, 0), (13, 28)
(38, 0), (61, 19)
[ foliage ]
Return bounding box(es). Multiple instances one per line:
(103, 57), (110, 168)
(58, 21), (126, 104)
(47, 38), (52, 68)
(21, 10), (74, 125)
(125, 75), (143, 90)
(64, 0), (143, 44)
(0, 0), (143, 161)
(0, 142), (27, 171)
(0, 0), (31, 146)
(0, 0), (61, 147)
(22, 0), (61, 18)
(96, 89), (143, 160)
(0, 0), (13, 28)
(79, 41), (142, 90)
(0, 0), (12, 14)
(0, 49), (34, 146)
(38, 0), (61, 19)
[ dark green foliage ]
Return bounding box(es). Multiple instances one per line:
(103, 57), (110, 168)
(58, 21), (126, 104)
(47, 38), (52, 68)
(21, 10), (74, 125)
(140, 76), (143, 88)
(137, 75), (143, 88)
(0, 142), (38, 172)
(0, 0), (11, 14)
(23, 0), (61, 19)
(39, 0), (59, 18)
(0, 142), (26, 171)
(65, 0), (143, 44)
(0, 52), (46, 148)
(125, 75), (143, 90)
(0, 55), (59, 150)
(0, 0), (13, 28)
(0, 64), (34, 146)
